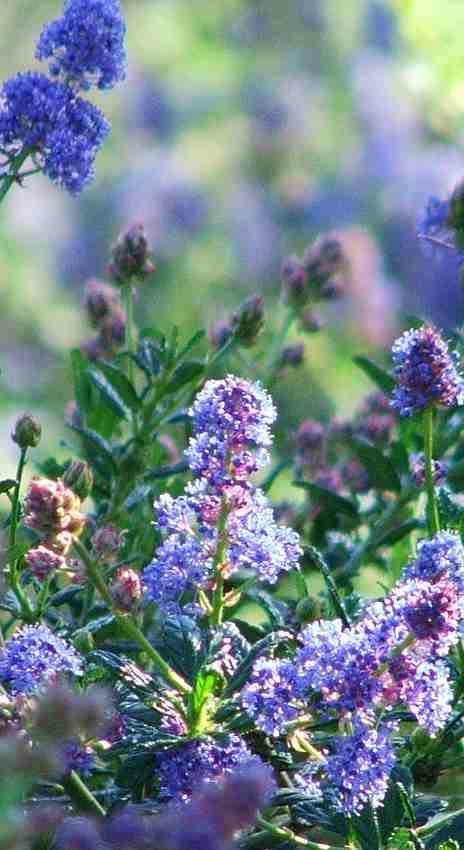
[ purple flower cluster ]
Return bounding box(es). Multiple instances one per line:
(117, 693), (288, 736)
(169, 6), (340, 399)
(36, 0), (127, 92)
(156, 735), (265, 801)
(0, 72), (110, 194)
(0, 625), (82, 694)
(0, 0), (126, 194)
(186, 375), (276, 485)
(405, 530), (464, 592)
(144, 377), (302, 614)
(391, 326), (464, 417)
(242, 529), (464, 812)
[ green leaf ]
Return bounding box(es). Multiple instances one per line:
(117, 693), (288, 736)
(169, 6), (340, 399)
(97, 360), (140, 411)
(70, 349), (93, 416)
(0, 479), (17, 493)
(351, 437), (402, 492)
(353, 355), (395, 393)
(425, 815), (464, 849)
(86, 368), (130, 420)
(294, 481), (359, 518)
(68, 424), (117, 473)
(177, 329), (206, 360)
(378, 768), (415, 842)
(159, 615), (205, 682)
(144, 460), (189, 480)
(169, 359), (204, 392)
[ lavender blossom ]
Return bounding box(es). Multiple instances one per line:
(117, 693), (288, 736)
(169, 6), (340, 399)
(242, 658), (301, 736)
(0, 73), (110, 194)
(405, 531), (464, 593)
(143, 537), (212, 612)
(324, 721), (397, 815)
(156, 735), (263, 801)
(0, 625), (82, 694)
(391, 326), (464, 417)
(36, 0), (127, 92)
(186, 376), (276, 485)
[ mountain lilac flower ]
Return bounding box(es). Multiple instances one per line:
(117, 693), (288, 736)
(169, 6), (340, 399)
(391, 326), (464, 417)
(143, 537), (212, 613)
(0, 73), (110, 194)
(36, 0), (127, 92)
(0, 624), (82, 694)
(405, 531), (464, 593)
(389, 577), (461, 655)
(227, 488), (302, 583)
(385, 656), (453, 734)
(324, 721), (397, 815)
(242, 658), (301, 736)
(295, 619), (386, 718)
(156, 735), (263, 801)
(186, 376), (276, 485)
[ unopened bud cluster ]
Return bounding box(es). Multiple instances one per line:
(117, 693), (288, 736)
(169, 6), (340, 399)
(24, 478), (86, 581)
(82, 278), (126, 360)
(281, 232), (349, 317)
(108, 223), (155, 285)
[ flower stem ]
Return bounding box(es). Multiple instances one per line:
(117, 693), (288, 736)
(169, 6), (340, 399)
(7, 447), (34, 621)
(256, 817), (334, 850)
(210, 498), (230, 626)
(0, 150), (31, 205)
(73, 538), (192, 695)
(63, 770), (106, 817)
(123, 284), (136, 385)
(423, 406), (440, 536)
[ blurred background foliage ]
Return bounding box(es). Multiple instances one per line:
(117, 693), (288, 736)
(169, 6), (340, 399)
(1, 0), (464, 479)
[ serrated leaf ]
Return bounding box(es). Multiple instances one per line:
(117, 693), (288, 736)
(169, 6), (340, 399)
(169, 359), (204, 392)
(353, 355), (395, 393)
(124, 484), (154, 510)
(68, 424), (117, 473)
(144, 461), (189, 480)
(158, 616), (204, 682)
(97, 360), (140, 410)
(351, 437), (401, 492)
(294, 481), (359, 518)
(87, 368), (130, 420)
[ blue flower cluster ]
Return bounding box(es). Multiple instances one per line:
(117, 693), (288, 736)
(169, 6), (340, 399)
(0, 624), (82, 694)
(242, 530), (464, 813)
(144, 376), (302, 614)
(156, 735), (266, 801)
(36, 0), (127, 92)
(0, 0), (126, 194)
(391, 326), (464, 417)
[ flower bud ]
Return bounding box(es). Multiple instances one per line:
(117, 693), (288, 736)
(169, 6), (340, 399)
(25, 545), (66, 581)
(12, 414), (42, 449)
(295, 595), (321, 624)
(84, 279), (119, 327)
(111, 568), (142, 611)
(300, 308), (322, 333)
(92, 524), (124, 558)
(281, 255), (308, 308)
(279, 342), (305, 368)
(109, 223), (155, 285)
(295, 419), (325, 453)
(63, 460), (94, 501)
(231, 293), (264, 347)
(303, 233), (349, 300)
(208, 319), (232, 350)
